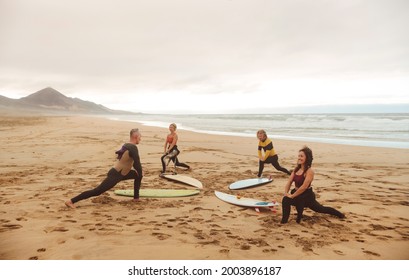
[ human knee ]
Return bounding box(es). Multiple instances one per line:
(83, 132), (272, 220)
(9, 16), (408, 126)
(282, 196), (293, 206)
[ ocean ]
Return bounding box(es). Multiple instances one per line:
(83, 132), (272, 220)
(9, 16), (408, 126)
(107, 113), (409, 149)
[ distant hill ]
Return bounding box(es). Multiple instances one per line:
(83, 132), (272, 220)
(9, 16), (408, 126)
(0, 87), (135, 115)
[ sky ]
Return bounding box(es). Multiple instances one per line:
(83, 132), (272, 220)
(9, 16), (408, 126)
(0, 0), (408, 113)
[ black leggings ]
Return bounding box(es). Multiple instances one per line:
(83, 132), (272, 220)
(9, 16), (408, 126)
(71, 168), (142, 202)
(258, 154), (291, 177)
(281, 188), (344, 224)
(161, 146), (190, 172)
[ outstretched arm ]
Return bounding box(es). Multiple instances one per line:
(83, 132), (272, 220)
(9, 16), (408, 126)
(284, 171), (295, 196)
(127, 145), (142, 176)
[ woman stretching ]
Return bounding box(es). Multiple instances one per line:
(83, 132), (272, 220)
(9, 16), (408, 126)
(257, 129), (291, 177)
(160, 123), (190, 174)
(281, 146), (345, 224)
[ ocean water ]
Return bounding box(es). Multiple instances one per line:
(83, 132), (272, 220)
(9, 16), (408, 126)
(107, 113), (409, 149)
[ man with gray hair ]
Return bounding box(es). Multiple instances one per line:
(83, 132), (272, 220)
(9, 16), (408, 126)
(65, 128), (143, 208)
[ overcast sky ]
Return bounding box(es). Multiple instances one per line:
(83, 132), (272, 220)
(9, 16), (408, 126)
(1, 0), (408, 113)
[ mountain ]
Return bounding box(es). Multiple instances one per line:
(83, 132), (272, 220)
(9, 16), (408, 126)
(0, 87), (135, 115)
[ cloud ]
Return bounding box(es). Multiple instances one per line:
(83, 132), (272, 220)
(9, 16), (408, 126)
(0, 0), (408, 112)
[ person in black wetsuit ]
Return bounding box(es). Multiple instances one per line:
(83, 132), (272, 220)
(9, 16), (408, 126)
(280, 146), (345, 224)
(65, 128), (143, 209)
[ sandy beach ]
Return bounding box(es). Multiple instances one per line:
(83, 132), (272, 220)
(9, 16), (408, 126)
(0, 114), (408, 260)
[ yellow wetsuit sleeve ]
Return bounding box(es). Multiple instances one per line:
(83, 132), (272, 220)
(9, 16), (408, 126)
(259, 138), (275, 161)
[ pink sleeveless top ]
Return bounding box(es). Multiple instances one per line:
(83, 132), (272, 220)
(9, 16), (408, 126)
(166, 134), (174, 144)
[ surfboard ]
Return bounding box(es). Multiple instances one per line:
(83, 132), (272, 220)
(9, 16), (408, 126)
(114, 189), (200, 198)
(160, 174), (203, 189)
(214, 191), (278, 212)
(229, 177), (273, 190)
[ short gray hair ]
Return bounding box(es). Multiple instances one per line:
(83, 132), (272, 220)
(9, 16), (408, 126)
(130, 128), (140, 137)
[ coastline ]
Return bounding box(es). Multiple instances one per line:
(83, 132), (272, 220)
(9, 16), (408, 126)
(106, 113), (409, 150)
(0, 114), (408, 260)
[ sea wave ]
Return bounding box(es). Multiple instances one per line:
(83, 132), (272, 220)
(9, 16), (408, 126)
(107, 113), (409, 149)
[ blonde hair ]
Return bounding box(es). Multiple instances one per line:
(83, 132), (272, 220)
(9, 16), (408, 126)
(170, 123), (177, 130)
(257, 129), (267, 137)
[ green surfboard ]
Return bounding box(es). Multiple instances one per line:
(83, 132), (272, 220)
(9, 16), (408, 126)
(114, 189), (200, 198)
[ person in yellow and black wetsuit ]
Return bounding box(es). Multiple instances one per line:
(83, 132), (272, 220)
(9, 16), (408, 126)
(257, 129), (291, 177)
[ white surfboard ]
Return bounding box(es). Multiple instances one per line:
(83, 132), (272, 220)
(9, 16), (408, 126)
(214, 191), (279, 212)
(161, 174), (203, 189)
(229, 177), (273, 190)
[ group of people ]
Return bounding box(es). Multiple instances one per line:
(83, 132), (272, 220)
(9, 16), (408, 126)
(65, 124), (345, 224)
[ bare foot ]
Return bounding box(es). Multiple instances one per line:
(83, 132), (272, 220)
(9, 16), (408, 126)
(65, 200), (76, 209)
(132, 198), (140, 203)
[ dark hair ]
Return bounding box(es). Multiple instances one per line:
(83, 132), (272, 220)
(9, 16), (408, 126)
(294, 146), (314, 174)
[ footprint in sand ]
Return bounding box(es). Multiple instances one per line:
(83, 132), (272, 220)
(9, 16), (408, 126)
(240, 244), (251, 250)
(0, 223), (23, 232)
(194, 232), (206, 240)
(37, 248), (46, 252)
(152, 232), (171, 240)
(263, 248), (278, 253)
(199, 239), (220, 245)
(363, 250), (381, 257)
(45, 227), (68, 233)
(247, 238), (269, 247)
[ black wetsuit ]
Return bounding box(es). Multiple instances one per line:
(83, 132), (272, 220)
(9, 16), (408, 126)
(71, 143), (143, 202)
(281, 171), (344, 224)
(160, 145), (190, 173)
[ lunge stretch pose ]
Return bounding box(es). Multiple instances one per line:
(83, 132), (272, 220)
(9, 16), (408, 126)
(65, 128), (143, 208)
(160, 123), (190, 174)
(280, 146), (345, 224)
(257, 129), (291, 177)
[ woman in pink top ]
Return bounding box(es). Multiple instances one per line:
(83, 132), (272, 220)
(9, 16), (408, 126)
(160, 123), (190, 174)
(280, 146), (345, 224)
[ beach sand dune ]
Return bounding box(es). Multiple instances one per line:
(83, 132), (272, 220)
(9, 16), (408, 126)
(0, 115), (408, 260)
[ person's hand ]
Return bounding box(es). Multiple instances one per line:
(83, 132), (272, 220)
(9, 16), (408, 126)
(285, 193), (294, 199)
